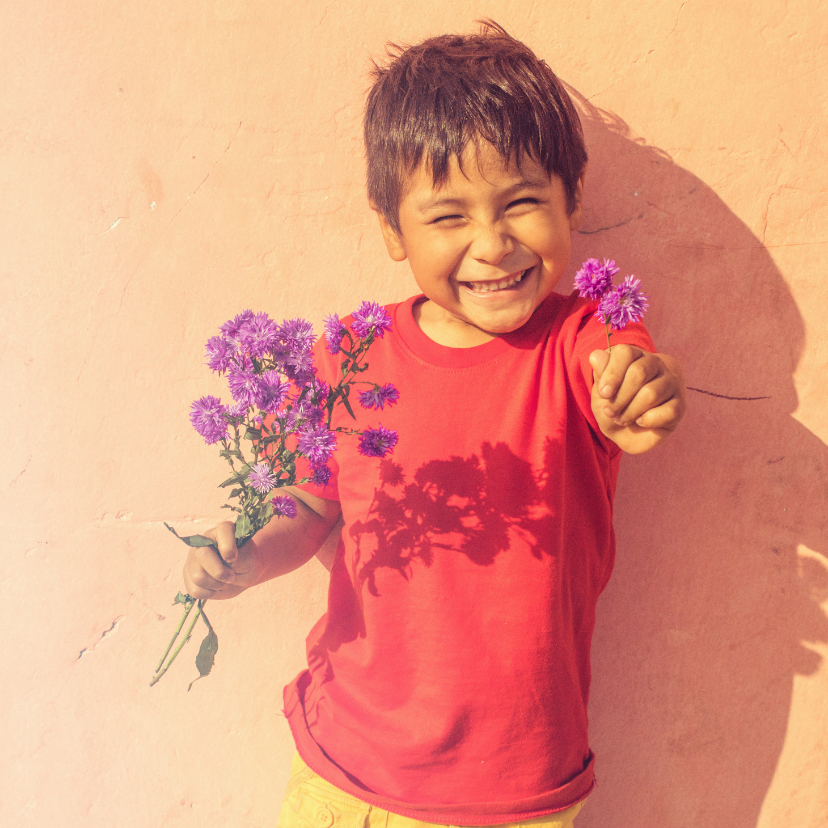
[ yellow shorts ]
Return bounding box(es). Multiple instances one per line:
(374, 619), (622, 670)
(276, 753), (586, 828)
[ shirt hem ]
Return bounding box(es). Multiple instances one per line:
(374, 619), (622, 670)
(283, 675), (596, 825)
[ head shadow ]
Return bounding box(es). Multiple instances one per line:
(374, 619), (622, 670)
(567, 92), (828, 828)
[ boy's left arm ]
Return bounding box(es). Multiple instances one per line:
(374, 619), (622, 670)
(588, 345), (686, 455)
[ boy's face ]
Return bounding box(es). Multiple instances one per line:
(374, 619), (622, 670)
(376, 141), (584, 346)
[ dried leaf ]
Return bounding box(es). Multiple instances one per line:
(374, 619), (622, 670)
(188, 628), (218, 691)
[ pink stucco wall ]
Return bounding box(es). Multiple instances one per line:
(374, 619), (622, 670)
(2, 2), (826, 826)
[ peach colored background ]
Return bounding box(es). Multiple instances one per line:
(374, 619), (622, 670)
(2, 2), (826, 827)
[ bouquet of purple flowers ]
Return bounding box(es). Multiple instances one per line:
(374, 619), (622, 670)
(574, 258), (649, 349)
(152, 302), (399, 687)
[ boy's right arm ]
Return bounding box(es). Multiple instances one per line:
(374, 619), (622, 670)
(182, 487), (342, 600)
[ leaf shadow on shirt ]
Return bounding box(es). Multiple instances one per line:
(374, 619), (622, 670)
(350, 440), (559, 599)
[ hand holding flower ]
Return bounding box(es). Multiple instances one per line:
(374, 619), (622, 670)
(573, 257), (684, 453)
(588, 345), (686, 454)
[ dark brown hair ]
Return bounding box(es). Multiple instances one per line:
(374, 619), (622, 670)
(364, 20), (588, 232)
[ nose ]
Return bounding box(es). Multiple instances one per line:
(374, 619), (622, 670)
(469, 221), (515, 265)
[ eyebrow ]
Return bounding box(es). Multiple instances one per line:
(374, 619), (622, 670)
(414, 176), (550, 213)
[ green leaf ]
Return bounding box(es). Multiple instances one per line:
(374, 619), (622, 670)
(219, 465), (252, 488)
(164, 523), (216, 548)
(235, 512), (251, 539)
(341, 389), (356, 420)
(173, 591), (192, 605)
(258, 500), (273, 525)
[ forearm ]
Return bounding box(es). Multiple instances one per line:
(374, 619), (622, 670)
(246, 487), (342, 585)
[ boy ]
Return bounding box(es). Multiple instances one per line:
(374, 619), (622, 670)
(183, 21), (685, 828)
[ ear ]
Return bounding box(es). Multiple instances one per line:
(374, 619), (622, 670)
(373, 208), (408, 262)
(568, 166), (587, 232)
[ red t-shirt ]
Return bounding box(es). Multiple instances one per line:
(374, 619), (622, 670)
(285, 292), (655, 824)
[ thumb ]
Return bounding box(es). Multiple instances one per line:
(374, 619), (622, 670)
(209, 520), (239, 565)
(588, 349), (610, 384)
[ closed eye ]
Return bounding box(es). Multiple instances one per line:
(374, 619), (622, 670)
(430, 214), (464, 225)
(507, 197), (540, 209)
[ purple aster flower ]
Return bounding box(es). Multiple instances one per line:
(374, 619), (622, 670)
(247, 462), (277, 494)
(227, 358), (262, 409)
(358, 383), (400, 410)
(284, 351), (316, 386)
(271, 494), (298, 519)
(310, 463), (332, 487)
(220, 310), (255, 339)
(286, 397), (324, 430)
(358, 424), (398, 458)
(238, 312), (280, 360)
(225, 400), (249, 420)
(189, 395), (228, 445)
(596, 276), (649, 331)
(204, 335), (237, 373)
(574, 258), (619, 301)
(277, 318), (316, 358)
(324, 313), (346, 355)
(351, 301), (392, 340)
(297, 426), (337, 465)
(257, 370), (290, 413)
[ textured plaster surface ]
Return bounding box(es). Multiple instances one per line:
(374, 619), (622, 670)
(1, 1), (826, 827)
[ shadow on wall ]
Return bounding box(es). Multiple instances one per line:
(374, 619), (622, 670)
(569, 95), (828, 828)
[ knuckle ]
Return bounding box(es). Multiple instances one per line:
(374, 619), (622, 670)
(636, 386), (658, 411)
(626, 360), (649, 386)
(189, 568), (215, 589)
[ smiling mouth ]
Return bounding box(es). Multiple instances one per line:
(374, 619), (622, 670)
(463, 268), (530, 294)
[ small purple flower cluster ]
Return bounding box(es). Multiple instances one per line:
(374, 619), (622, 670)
(193, 311), (323, 453)
(574, 258), (649, 333)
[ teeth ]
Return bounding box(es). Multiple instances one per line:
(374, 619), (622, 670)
(466, 270), (527, 293)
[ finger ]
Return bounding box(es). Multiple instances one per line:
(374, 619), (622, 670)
(590, 345), (646, 401)
(609, 371), (677, 426)
(633, 394), (685, 432)
(205, 521), (239, 565)
(182, 563), (224, 600)
(588, 349), (610, 388)
(195, 543), (237, 583)
(601, 354), (663, 419)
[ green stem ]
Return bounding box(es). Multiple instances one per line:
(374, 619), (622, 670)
(150, 600), (205, 687)
(154, 598), (196, 673)
(605, 323), (613, 353)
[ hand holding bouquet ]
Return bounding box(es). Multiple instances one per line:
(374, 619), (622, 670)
(152, 302), (398, 687)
